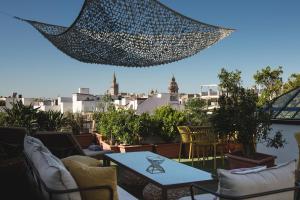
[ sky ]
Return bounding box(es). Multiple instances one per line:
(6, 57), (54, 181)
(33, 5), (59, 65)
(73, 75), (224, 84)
(0, 0), (299, 98)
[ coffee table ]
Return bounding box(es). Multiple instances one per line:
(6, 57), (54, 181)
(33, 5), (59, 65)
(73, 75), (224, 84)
(103, 151), (213, 199)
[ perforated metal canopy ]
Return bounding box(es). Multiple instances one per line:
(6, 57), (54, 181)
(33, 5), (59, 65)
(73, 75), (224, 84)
(17, 0), (234, 67)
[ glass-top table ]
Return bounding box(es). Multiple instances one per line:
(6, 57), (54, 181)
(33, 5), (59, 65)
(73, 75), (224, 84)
(104, 151), (213, 199)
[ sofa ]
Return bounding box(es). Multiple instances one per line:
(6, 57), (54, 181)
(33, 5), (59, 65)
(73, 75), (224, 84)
(23, 135), (137, 200)
(180, 163), (300, 200)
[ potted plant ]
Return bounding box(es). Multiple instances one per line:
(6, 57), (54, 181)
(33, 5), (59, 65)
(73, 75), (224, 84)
(211, 69), (285, 169)
(152, 105), (187, 158)
(94, 109), (153, 153)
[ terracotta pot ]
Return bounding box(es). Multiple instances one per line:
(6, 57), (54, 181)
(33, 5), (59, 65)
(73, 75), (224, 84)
(226, 151), (276, 169)
(226, 143), (243, 153)
(118, 144), (154, 153)
(100, 140), (120, 152)
(154, 143), (180, 158)
(75, 133), (95, 148)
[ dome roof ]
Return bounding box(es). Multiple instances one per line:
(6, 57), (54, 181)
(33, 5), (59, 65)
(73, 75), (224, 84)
(268, 86), (300, 123)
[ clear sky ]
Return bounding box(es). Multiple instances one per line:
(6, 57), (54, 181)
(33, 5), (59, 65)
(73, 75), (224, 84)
(0, 0), (299, 98)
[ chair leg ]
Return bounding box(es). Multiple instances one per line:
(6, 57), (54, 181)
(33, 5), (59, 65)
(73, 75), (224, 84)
(213, 144), (217, 170)
(202, 147), (205, 167)
(191, 144), (194, 166)
(178, 142), (182, 162)
(189, 143), (192, 159)
(221, 146), (225, 166)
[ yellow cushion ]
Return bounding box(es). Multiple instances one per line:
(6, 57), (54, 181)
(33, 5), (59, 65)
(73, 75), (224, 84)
(63, 160), (118, 200)
(62, 155), (101, 167)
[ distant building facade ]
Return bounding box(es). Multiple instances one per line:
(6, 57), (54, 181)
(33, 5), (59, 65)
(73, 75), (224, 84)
(72, 88), (102, 113)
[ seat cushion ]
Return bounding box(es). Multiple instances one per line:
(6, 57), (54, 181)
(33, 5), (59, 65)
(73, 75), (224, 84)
(217, 160), (296, 200)
(62, 155), (101, 167)
(63, 159), (118, 200)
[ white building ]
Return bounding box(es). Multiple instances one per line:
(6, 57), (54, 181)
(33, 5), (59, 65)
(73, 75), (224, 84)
(72, 88), (102, 113)
(114, 96), (148, 110)
(136, 93), (183, 115)
(0, 94), (35, 110)
(57, 97), (73, 113)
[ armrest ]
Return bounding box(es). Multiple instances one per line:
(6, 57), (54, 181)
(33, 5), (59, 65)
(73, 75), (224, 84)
(190, 183), (300, 200)
(45, 184), (114, 200)
(23, 151), (114, 200)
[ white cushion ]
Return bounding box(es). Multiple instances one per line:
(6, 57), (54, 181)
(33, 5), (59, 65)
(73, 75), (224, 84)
(30, 147), (81, 200)
(230, 165), (266, 174)
(217, 160), (296, 200)
(24, 135), (50, 159)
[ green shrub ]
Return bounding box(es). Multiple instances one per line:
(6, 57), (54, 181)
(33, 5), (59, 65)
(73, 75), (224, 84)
(95, 109), (141, 145)
(2, 100), (38, 134)
(153, 105), (187, 142)
(37, 110), (66, 131)
(0, 112), (7, 126)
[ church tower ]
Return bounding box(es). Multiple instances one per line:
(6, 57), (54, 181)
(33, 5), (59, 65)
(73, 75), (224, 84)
(109, 72), (119, 96)
(168, 75), (179, 101)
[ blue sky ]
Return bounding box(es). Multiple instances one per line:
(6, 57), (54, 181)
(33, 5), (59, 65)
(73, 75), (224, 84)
(0, 0), (299, 98)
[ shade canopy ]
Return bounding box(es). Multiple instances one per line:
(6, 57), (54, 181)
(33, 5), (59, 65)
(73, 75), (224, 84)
(18, 0), (234, 67)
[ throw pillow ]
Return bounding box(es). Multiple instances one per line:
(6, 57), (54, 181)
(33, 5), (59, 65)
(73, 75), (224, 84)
(63, 160), (118, 200)
(217, 160), (296, 200)
(230, 165), (266, 174)
(24, 135), (50, 159)
(62, 155), (101, 167)
(33, 150), (81, 200)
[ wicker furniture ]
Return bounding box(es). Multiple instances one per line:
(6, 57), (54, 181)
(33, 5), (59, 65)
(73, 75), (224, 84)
(34, 132), (113, 159)
(104, 151), (213, 199)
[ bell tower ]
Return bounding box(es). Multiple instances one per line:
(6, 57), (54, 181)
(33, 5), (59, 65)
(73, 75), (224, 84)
(109, 72), (119, 96)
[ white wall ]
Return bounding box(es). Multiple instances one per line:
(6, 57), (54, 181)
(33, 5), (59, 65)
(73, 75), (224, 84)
(73, 101), (97, 113)
(257, 124), (300, 165)
(21, 98), (35, 106)
(60, 102), (73, 113)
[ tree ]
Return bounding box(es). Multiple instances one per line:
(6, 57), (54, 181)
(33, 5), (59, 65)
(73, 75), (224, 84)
(96, 94), (114, 112)
(283, 73), (300, 93)
(184, 98), (208, 125)
(218, 68), (242, 96)
(254, 66), (283, 106)
(153, 105), (187, 142)
(211, 69), (285, 156)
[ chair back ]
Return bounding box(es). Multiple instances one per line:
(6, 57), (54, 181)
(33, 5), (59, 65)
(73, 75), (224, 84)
(0, 127), (27, 159)
(177, 126), (192, 143)
(34, 132), (84, 158)
(189, 126), (216, 144)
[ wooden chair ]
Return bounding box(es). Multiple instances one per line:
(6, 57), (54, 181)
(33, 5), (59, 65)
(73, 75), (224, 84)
(177, 126), (194, 162)
(188, 126), (225, 169)
(34, 132), (113, 159)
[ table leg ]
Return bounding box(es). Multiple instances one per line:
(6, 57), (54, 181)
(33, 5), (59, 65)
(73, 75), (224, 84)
(103, 158), (111, 166)
(162, 188), (168, 199)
